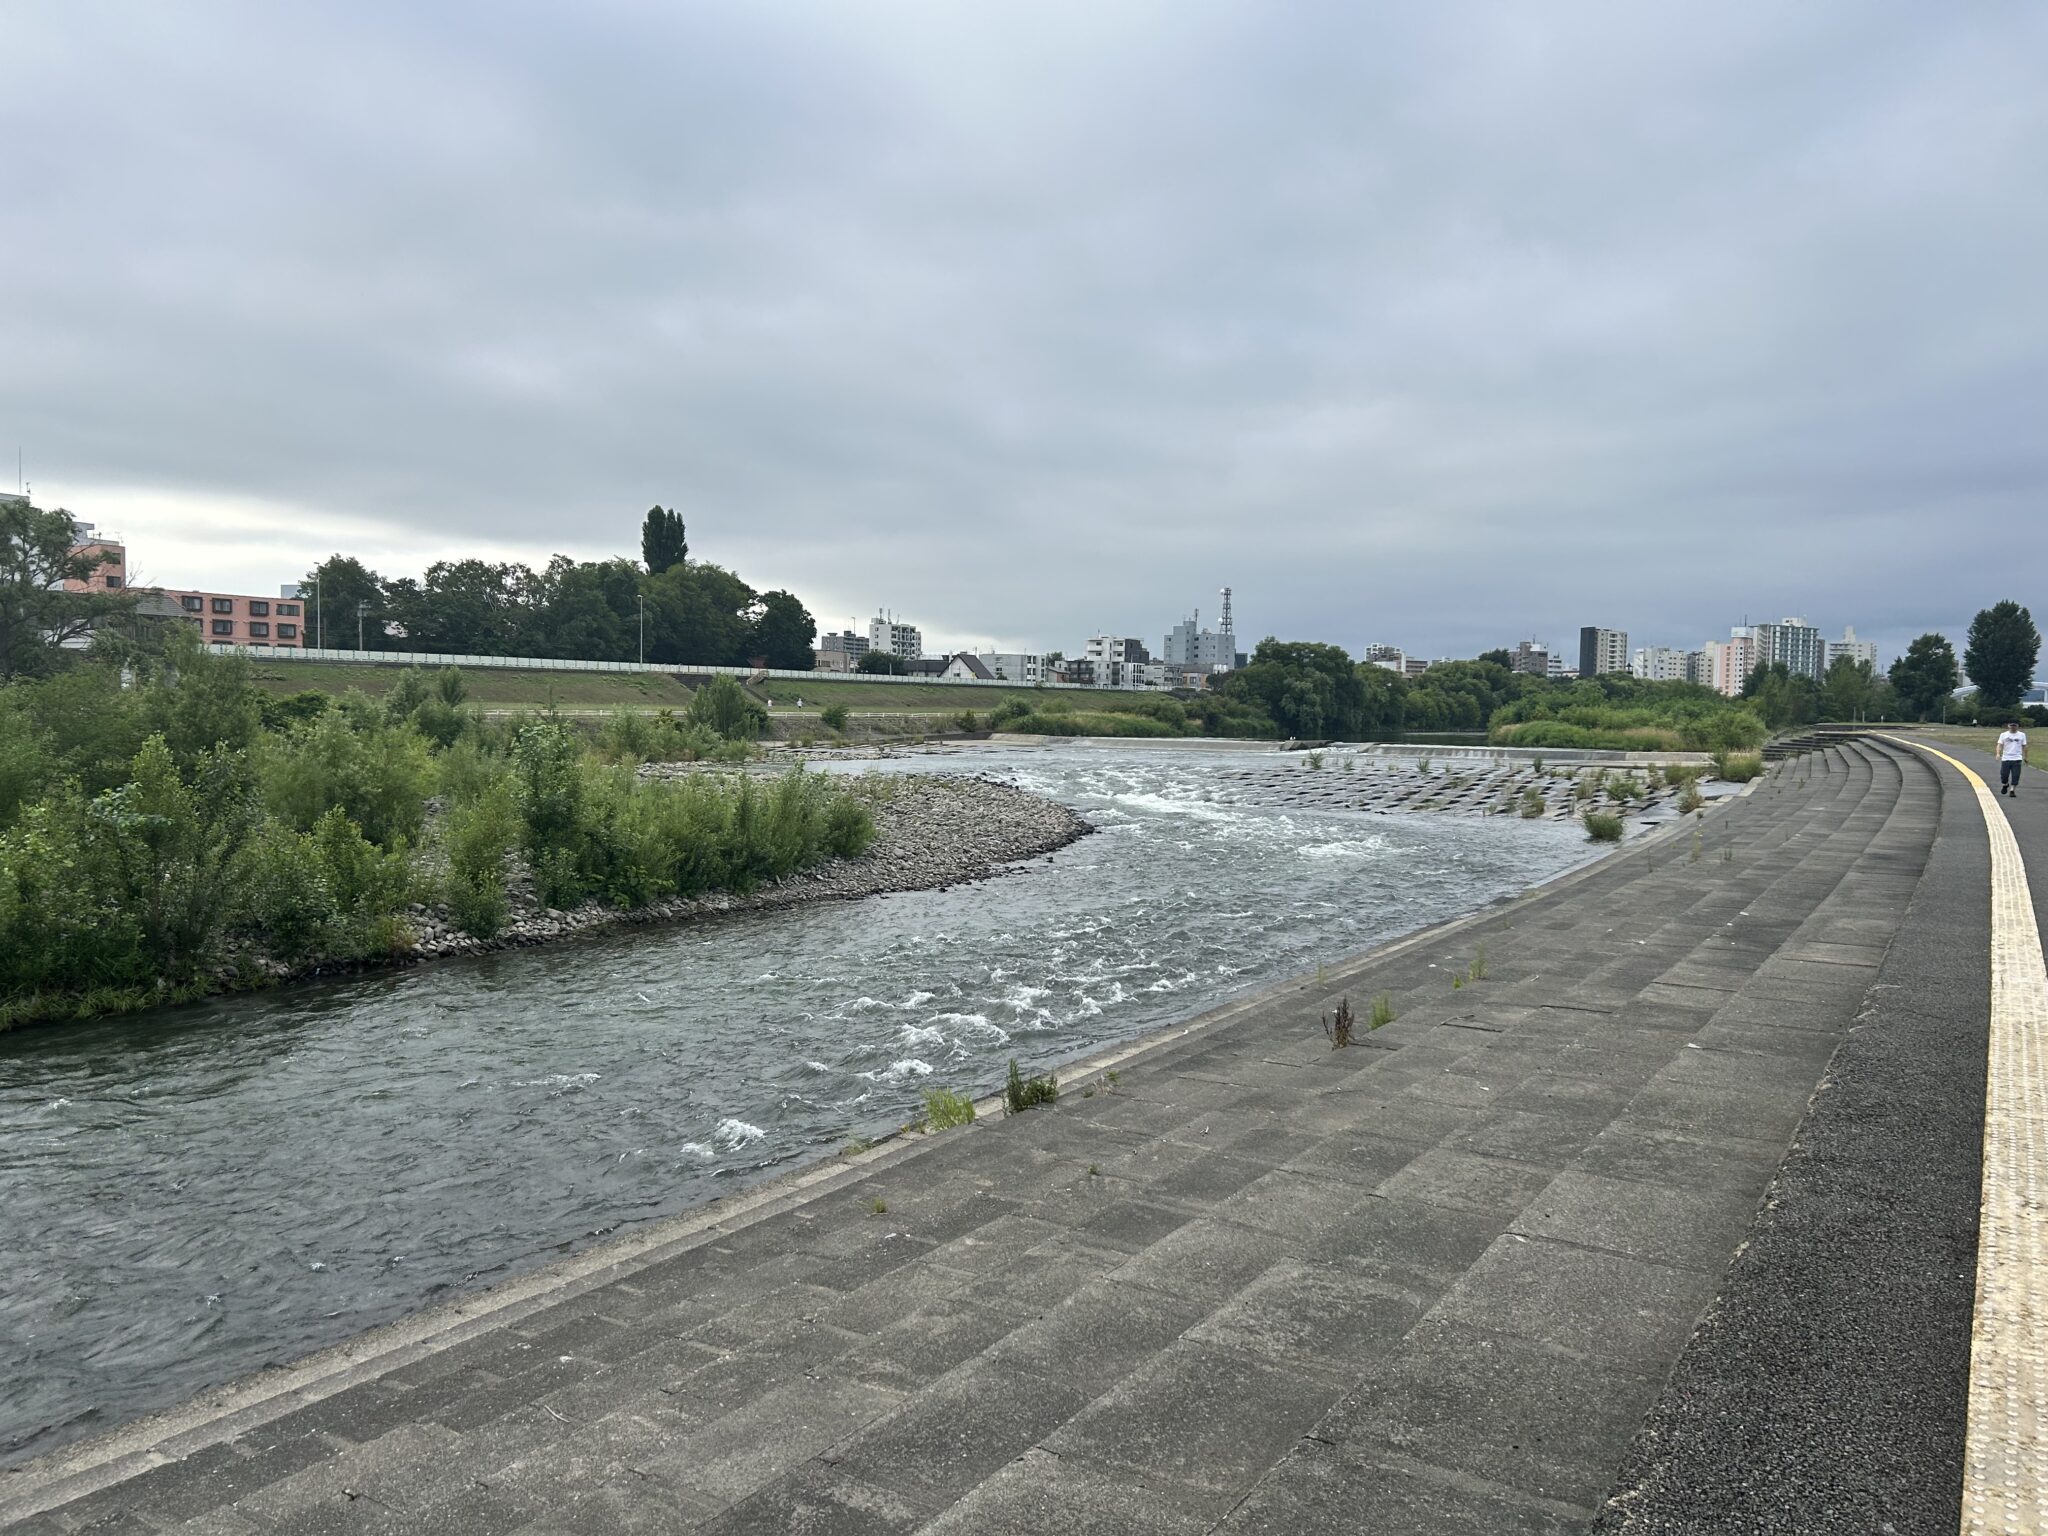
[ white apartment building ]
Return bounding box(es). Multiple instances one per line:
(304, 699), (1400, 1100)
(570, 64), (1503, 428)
(1084, 634), (1158, 688)
(1363, 644), (1407, 674)
(1755, 617), (1824, 681)
(1579, 627), (1630, 677)
(867, 614), (922, 660)
(1826, 626), (1878, 673)
(1630, 646), (1689, 682)
(978, 651), (1047, 685)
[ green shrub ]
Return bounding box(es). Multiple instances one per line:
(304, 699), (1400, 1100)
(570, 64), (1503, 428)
(923, 1085), (977, 1131)
(1712, 750), (1765, 783)
(1519, 785), (1546, 818)
(686, 676), (767, 740)
(260, 711), (434, 848)
(1004, 1058), (1059, 1115)
(821, 703), (850, 732)
(443, 777), (519, 937)
(1369, 994), (1396, 1029)
(1583, 811), (1625, 842)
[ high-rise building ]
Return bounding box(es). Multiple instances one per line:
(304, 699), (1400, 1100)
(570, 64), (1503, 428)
(1684, 649), (1713, 687)
(1825, 626), (1878, 673)
(1756, 617), (1824, 681)
(1510, 639), (1551, 677)
(1362, 643), (1407, 674)
(1708, 626), (1757, 696)
(1579, 627), (1629, 677)
(868, 614), (922, 660)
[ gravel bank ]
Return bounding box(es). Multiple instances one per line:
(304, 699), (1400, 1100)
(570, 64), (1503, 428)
(396, 773), (1091, 962)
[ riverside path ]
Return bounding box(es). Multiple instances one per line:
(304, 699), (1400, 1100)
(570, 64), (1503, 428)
(1, 735), (2037, 1534)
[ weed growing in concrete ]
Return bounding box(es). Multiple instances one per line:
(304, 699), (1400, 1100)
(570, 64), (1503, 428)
(1370, 994), (1396, 1029)
(1004, 1058), (1059, 1115)
(1452, 974), (1465, 989)
(1088, 1163), (1101, 1177)
(1105, 1068), (1121, 1086)
(868, 1197), (888, 1215)
(1305, 750), (1325, 770)
(1679, 781), (1704, 814)
(1520, 785), (1546, 818)
(1532, 754), (1545, 774)
(922, 1086), (976, 1131)
(1321, 995), (1355, 1049)
(1469, 945), (1488, 982)
(1583, 811), (1625, 842)
(839, 1137), (873, 1157)
(1574, 774), (1597, 803)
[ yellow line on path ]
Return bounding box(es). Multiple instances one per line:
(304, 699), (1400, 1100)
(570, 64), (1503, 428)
(1879, 735), (2048, 1534)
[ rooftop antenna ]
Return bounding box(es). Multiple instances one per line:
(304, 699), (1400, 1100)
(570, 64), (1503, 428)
(1219, 586), (1234, 634)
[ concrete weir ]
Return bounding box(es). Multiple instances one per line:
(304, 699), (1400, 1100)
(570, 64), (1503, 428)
(0, 738), (2021, 1533)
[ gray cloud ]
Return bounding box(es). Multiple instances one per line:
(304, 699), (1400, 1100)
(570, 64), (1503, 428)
(6, 1), (2046, 665)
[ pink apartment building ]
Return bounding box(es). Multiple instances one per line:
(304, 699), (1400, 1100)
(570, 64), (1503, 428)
(63, 521), (307, 646)
(161, 589), (308, 646)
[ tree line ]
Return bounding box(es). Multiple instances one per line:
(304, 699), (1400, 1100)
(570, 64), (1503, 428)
(299, 508), (817, 669)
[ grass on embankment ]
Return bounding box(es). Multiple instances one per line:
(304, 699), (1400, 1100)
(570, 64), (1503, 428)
(1916, 726), (2048, 772)
(249, 661), (700, 710)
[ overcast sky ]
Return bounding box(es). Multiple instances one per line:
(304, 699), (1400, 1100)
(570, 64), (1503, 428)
(7, 2), (2046, 665)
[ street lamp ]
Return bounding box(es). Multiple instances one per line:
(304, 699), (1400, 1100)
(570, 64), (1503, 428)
(357, 600), (369, 652)
(638, 592), (645, 665)
(312, 576), (322, 650)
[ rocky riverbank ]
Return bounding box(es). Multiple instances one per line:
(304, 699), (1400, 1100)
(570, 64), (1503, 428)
(397, 773), (1091, 961)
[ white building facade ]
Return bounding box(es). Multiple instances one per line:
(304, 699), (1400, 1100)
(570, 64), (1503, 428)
(868, 615), (922, 661)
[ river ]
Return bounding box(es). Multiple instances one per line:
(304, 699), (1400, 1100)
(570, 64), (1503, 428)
(0, 743), (1599, 1466)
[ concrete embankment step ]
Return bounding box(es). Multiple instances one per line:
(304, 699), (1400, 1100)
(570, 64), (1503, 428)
(0, 745), (1944, 1535)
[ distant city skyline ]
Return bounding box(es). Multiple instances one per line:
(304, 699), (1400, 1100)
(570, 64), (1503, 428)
(8, 4), (2045, 675)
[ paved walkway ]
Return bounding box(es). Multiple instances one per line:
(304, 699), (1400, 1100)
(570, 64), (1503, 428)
(0, 740), (1982, 1533)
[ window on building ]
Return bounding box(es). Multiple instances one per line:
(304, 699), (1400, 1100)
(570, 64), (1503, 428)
(181, 595), (203, 612)
(211, 598), (234, 614)
(278, 603), (299, 617)
(277, 623), (298, 639)
(211, 620), (234, 636)
(250, 600), (269, 616)
(249, 622), (270, 638)
(104, 575), (124, 589)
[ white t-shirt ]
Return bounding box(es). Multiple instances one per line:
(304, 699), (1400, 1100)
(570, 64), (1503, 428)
(1998, 730), (2028, 761)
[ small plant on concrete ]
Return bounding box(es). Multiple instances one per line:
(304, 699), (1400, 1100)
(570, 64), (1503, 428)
(1583, 810), (1625, 843)
(922, 1085), (977, 1132)
(839, 1137), (873, 1158)
(1468, 945), (1488, 982)
(1452, 974), (1465, 989)
(868, 1197), (889, 1215)
(1088, 1163), (1101, 1177)
(1305, 750), (1324, 770)
(1004, 1058), (1059, 1115)
(1320, 995), (1355, 1049)
(1574, 774), (1597, 803)
(1520, 785), (1546, 818)
(1370, 994), (1396, 1030)
(1532, 754), (1545, 774)
(1605, 775), (1634, 805)
(1104, 1069), (1121, 1086)
(1679, 781), (1704, 814)
(1419, 756), (1433, 773)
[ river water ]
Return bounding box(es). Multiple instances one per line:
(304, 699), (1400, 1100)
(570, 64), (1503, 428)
(0, 744), (1597, 1466)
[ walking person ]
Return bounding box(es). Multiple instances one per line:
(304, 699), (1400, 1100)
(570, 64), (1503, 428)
(1998, 720), (2029, 796)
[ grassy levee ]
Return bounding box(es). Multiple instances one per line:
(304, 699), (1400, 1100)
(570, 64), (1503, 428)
(247, 661), (699, 710)
(1916, 724), (2048, 771)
